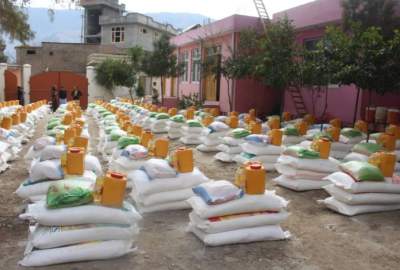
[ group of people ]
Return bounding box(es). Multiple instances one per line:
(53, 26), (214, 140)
(51, 86), (82, 112)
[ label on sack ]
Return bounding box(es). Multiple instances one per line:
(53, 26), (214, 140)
(208, 210), (279, 222)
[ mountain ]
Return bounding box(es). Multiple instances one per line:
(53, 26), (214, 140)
(3, 8), (212, 61)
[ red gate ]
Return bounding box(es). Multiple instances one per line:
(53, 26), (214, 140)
(4, 70), (18, 101)
(30, 71), (88, 108)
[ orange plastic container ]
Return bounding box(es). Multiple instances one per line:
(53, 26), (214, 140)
(250, 121), (262, 134)
(186, 108), (195, 120)
(242, 162), (266, 195)
(378, 133), (396, 151)
(101, 172), (127, 208)
(72, 136), (89, 150)
(151, 138), (169, 158)
(369, 152), (396, 177)
(26, 105), (32, 113)
(63, 127), (77, 145)
(62, 113), (73, 125)
(312, 138), (331, 159)
(1, 117), (12, 130)
(226, 115), (239, 129)
(75, 118), (85, 128)
(249, 109), (256, 121)
(66, 147), (85, 175)
(141, 130), (154, 148)
(20, 111), (27, 123)
(282, 112), (292, 122)
(329, 118), (342, 129)
(230, 111), (239, 117)
(171, 147), (194, 173)
(355, 120), (368, 133)
(168, 108), (177, 116)
(202, 115), (214, 127)
(327, 126), (340, 142)
(295, 120), (308, 136)
(268, 117), (280, 130)
(73, 124), (83, 136)
(130, 125), (143, 137)
(386, 125), (400, 140)
(11, 113), (20, 125)
(270, 129), (283, 146)
(210, 107), (220, 117)
(303, 114), (315, 125)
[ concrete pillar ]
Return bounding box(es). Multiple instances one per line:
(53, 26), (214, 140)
(0, 63), (7, 102)
(22, 64), (31, 104)
(86, 65), (113, 103)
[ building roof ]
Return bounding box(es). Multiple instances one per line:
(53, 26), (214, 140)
(273, 0), (342, 30)
(171, 14), (262, 46)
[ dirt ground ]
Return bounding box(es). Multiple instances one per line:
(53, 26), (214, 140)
(0, 115), (400, 270)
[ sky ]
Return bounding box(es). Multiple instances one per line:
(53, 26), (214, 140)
(27, 0), (315, 19)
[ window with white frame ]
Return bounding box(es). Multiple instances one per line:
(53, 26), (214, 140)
(180, 51), (189, 82)
(191, 48), (201, 82)
(111, 27), (125, 43)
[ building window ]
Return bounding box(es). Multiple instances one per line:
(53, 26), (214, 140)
(180, 51), (189, 82)
(154, 32), (159, 38)
(26, 50), (36, 55)
(191, 48), (201, 82)
(304, 37), (321, 51)
(141, 28), (148, 34)
(112, 27), (125, 43)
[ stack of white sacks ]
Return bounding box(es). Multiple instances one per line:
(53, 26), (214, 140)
(150, 113), (169, 133)
(282, 125), (307, 146)
(274, 145), (340, 191)
(197, 121), (230, 153)
(234, 134), (284, 171)
(108, 139), (148, 175)
(321, 160), (400, 216)
(129, 158), (209, 213)
(187, 180), (290, 246)
(180, 120), (205, 145)
(18, 182), (141, 267)
(167, 115), (185, 139)
(215, 128), (250, 162)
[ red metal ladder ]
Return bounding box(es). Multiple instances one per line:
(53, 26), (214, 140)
(288, 87), (307, 117)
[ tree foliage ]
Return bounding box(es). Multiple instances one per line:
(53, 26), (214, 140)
(342, 0), (400, 39)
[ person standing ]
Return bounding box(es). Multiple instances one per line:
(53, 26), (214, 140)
(51, 86), (58, 112)
(17, 86), (24, 106)
(71, 86), (82, 104)
(59, 86), (67, 105)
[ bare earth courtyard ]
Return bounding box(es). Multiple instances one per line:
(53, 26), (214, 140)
(0, 116), (399, 270)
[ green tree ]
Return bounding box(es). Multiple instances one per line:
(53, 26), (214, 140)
(141, 33), (184, 104)
(256, 17), (300, 113)
(342, 0), (400, 38)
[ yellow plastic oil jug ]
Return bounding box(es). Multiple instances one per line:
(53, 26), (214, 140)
(295, 120), (308, 136)
(100, 172), (127, 208)
(249, 109), (256, 121)
(202, 115), (214, 127)
(268, 117), (280, 130)
(330, 118), (342, 128)
(235, 162), (265, 195)
(327, 126), (340, 142)
(20, 111), (27, 123)
(211, 107), (220, 117)
(1, 117), (12, 130)
(72, 136), (89, 151)
(226, 115), (239, 129)
(311, 138), (331, 159)
(171, 147), (194, 173)
(63, 127), (77, 145)
(369, 152), (396, 177)
(378, 133), (396, 151)
(354, 120), (368, 133)
(62, 113), (73, 125)
(149, 138), (169, 158)
(250, 121), (262, 134)
(11, 113), (20, 125)
(130, 125), (143, 137)
(168, 108), (177, 116)
(141, 130), (154, 148)
(282, 112), (292, 122)
(230, 111), (239, 117)
(66, 147), (85, 175)
(269, 129), (283, 146)
(303, 114), (316, 125)
(186, 108), (195, 120)
(386, 125), (400, 140)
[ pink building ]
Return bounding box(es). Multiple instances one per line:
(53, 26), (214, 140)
(274, 0), (400, 124)
(164, 0), (399, 123)
(164, 15), (281, 116)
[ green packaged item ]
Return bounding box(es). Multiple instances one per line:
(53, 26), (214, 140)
(370, 133), (382, 140)
(149, 112), (158, 118)
(231, 128), (251, 139)
(110, 129), (125, 141)
(283, 146), (320, 159)
(341, 128), (362, 138)
(339, 161), (384, 181)
(156, 113), (169, 120)
(105, 126), (118, 135)
(187, 120), (202, 127)
(171, 115), (185, 123)
(46, 129), (58, 137)
(47, 181), (94, 209)
(313, 132), (333, 141)
(88, 103), (96, 108)
(284, 127), (299, 136)
(118, 136), (140, 149)
(352, 143), (383, 156)
(47, 121), (60, 130)
(241, 152), (256, 159)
